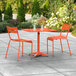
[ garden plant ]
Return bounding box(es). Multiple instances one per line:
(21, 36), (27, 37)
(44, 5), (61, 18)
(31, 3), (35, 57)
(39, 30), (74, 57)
(0, 0), (76, 36)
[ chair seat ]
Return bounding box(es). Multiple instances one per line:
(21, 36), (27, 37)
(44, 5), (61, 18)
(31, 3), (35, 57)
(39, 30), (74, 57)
(47, 36), (67, 41)
(11, 39), (32, 43)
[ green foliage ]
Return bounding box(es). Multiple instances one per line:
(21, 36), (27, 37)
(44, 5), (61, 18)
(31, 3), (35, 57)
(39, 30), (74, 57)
(4, 2), (12, 21)
(50, 0), (63, 15)
(43, 0), (49, 10)
(30, 13), (40, 20)
(32, 0), (41, 16)
(0, 21), (13, 33)
(18, 21), (33, 29)
(66, 0), (75, 26)
(41, 0), (50, 18)
(29, 13), (40, 26)
(45, 14), (61, 31)
(8, 19), (20, 27)
(23, 0), (33, 14)
(11, 0), (18, 13)
(66, 0), (74, 17)
(17, 0), (25, 22)
(0, 0), (7, 12)
(58, 5), (68, 17)
(45, 11), (76, 32)
(0, 10), (2, 22)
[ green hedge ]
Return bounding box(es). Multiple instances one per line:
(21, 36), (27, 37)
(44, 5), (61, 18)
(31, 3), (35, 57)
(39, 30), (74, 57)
(0, 21), (13, 33)
(18, 22), (33, 29)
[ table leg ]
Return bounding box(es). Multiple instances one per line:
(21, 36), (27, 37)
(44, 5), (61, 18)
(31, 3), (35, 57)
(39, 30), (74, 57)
(29, 32), (48, 57)
(37, 32), (40, 53)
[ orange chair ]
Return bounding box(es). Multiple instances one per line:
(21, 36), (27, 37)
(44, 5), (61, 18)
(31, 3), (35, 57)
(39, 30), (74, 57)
(5, 26), (33, 61)
(47, 24), (71, 56)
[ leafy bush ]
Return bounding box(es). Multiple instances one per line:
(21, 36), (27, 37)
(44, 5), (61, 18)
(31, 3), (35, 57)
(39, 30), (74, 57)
(31, 13), (40, 20)
(66, 0), (74, 17)
(4, 2), (12, 21)
(58, 5), (68, 17)
(28, 13), (40, 25)
(8, 19), (20, 27)
(17, 0), (25, 22)
(0, 21), (13, 33)
(18, 21), (33, 29)
(29, 14), (47, 28)
(45, 13), (61, 30)
(41, 0), (50, 18)
(0, 10), (2, 22)
(50, 0), (64, 16)
(45, 12), (76, 32)
(32, 0), (41, 16)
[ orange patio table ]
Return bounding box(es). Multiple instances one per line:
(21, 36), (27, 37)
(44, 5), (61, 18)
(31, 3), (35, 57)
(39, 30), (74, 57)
(22, 28), (56, 57)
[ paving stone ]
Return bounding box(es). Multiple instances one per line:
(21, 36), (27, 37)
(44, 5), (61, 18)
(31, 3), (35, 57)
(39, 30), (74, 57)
(0, 31), (76, 76)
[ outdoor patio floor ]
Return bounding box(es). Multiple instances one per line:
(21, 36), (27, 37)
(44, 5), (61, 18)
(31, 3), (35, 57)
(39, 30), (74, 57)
(0, 31), (76, 76)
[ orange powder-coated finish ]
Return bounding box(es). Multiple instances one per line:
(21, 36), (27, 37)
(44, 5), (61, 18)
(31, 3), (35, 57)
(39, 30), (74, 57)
(22, 28), (56, 57)
(5, 26), (33, 61)
(47, 24), (71, 56)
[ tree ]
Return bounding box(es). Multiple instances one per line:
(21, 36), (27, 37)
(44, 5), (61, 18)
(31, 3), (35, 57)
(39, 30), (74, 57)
(17, 0), (25, 22)
(32, 0), (41, 16)
(0, 10), (2, 22)
(4, 2), (12, 20)
(0, 0), (7, 12)
(67, 0), (74, 17)
(66, 0), (74, 25)
(41, 0), (50, 18)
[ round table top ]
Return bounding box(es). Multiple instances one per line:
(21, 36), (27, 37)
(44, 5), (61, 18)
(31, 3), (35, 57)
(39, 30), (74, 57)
(22, 28), (56, 32)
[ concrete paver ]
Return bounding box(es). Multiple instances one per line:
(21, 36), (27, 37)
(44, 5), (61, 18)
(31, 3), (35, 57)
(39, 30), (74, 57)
(0, 31), (76, 76)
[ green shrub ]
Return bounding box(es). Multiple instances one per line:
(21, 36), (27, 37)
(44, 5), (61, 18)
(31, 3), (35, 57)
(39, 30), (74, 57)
(0, 10), (2, 22)
(18, 22), (33, 29)
(28, 13), (40, 26)
(66, 0), (74, 17)
(58, 5), (68, 17)
(8, 19), (20, 27)
(17, 0), (25, 22)
(41, 0), (50, 18)
(32, 0), (41, 16)
(0, 21), (13, 33)
(50, 0), (63, 16)
(31, 13), (40, 20)
(4, 2), (12, 21)
(18, 21), (40, 29)
(45, 12), (76, 32)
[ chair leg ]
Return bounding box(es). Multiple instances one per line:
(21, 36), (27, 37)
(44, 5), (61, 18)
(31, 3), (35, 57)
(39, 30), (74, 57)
(60, 39), (63, 52)
(66, 39), (71, 55)
(31, 43), (33, 59)
(17, 42), (20, 61)
(52, 41), (54, 56)
(22, 42), (23, 56)
(5, 40), (11, 58)
(47, 39), (48, 54)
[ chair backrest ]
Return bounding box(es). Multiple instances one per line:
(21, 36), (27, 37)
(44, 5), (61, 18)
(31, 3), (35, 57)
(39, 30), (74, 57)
(7, 26), (20, 40)
(60, 24), (71, 37)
